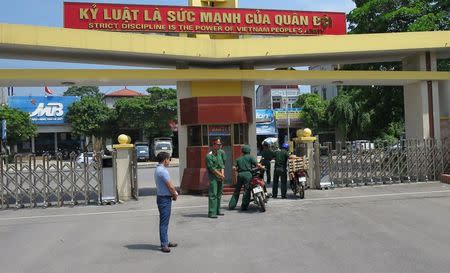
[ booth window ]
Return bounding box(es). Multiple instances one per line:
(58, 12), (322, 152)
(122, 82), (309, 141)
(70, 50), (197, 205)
(233, 124), (248, 145)
(188, 125), (202, 146)
(202, 125), (208, 146)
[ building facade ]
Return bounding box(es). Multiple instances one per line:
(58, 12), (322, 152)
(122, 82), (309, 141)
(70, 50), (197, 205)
(103, 87), (145, 108)
(8, 95), (81, 154)
(310, 64), (340, 101)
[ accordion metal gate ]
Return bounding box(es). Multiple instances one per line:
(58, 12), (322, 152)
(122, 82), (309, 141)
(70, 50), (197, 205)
(0, 152), (103, 209)
(317, 138), (450, 187)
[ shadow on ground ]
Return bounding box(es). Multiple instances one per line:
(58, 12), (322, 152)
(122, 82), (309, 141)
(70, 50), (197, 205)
(182, 213), (210, 218)
(124, 244), (161, 251)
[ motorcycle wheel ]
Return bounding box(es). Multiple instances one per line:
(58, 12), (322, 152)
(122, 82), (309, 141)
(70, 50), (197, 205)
(291, 180), (297, 192)
(299, 185), (305, 199)
(256, 193), (266, 212)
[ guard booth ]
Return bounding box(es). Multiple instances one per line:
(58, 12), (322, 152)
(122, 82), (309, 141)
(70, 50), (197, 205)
(179, 96), (253, 193)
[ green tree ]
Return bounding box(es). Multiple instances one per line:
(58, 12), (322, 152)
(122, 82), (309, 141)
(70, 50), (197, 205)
(332, 0), (449, 141)
(348, 0), (449, 34)
(327, 93), (355, 139)
(0, 105), (37, 147)
(348, 0), (449, 70)
(294, 93), (329, 134)
(114, 87), (177, 139)
(65, 97), (112, 139)
(64, 86), (103, 99)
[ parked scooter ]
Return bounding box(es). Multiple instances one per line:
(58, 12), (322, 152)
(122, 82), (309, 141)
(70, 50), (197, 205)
(250, 167), (269, 212)
(290, 169), (306, 199)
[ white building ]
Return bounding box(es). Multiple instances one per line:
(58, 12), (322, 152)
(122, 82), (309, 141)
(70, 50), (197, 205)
(310, 64), (340, 101)
(255, 85), (301, 109)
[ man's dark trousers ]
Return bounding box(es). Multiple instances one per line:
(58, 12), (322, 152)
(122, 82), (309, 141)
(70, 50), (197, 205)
(262, 161), (271, 184)
(273, 168), (287, 198)
(157, 196), (172, 247)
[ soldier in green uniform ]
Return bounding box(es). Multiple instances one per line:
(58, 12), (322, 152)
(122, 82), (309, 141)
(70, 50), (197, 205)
(260, 143), (274, 185)
(205, 139), (225, 218)
(228, 145), (262, 210)
(272, 142), (291, 199)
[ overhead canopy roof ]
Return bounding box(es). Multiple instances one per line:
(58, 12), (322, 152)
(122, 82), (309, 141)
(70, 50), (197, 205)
(1, 69), (449, 87)
(1, 24), (450, 69)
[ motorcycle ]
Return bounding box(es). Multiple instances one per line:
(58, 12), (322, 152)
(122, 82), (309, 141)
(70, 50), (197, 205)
(290, 169), (306, 199)
(250, 167), (269, 212)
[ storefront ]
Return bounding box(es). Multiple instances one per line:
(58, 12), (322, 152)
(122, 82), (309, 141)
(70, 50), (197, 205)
(274, 108), (304, 143)
(8, 96), (81, 155)
(256, 109), (278, 154)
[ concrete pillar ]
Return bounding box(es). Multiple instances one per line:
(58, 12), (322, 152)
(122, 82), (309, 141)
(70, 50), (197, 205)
(403, 52), (440, 139)
(31, 136), (35, 153)
(439, 80), (450, 139)
(113, 135), (134, 202)
(115, 148), (133, 201)
(176, 81), (191, 183)
(54, 132), (58, 153)
(242, 81), (257, 157)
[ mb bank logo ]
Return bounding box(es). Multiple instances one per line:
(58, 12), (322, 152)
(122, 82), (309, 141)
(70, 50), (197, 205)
(9, 96), (80, 125)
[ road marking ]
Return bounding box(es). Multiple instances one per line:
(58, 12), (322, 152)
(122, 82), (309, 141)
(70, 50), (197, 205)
(0, 205), (206, 221)
(270, 189), (450, 204)
(1, 189), (450, 222)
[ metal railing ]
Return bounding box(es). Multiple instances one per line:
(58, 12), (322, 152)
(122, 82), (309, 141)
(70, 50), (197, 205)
(0, 152), (103, 209)
(318, 138), (450, 187)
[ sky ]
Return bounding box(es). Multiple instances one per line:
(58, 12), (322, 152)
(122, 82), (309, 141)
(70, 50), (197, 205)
(0, 0), (356, 96)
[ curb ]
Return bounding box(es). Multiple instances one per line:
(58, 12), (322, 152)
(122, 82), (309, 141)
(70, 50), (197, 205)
(441, 174), (450, 184)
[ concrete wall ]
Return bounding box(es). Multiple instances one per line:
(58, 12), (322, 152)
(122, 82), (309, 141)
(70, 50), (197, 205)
(439, 80), (450, 117)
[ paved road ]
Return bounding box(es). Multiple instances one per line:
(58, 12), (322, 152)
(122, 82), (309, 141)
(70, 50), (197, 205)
(1, 182), (450, 273)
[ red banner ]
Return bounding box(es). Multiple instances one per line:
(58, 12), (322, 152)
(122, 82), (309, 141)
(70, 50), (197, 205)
(64, 2), (346, 36)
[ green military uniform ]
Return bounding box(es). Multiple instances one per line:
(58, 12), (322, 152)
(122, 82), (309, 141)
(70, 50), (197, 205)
(228, 146), (257, 210)
(216, 148), (226, 212)
(272, 149), (290, 198)
(218, 149), (226, 169)
(260, 148), (274, 184)
(206, 150), (224, 217)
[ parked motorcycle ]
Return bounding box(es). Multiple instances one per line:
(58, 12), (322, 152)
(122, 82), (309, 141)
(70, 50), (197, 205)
(290, 169), (306, 199)
(250, 167), (269, 212)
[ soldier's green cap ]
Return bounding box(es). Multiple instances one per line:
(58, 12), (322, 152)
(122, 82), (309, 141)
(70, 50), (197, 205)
(241, 145), (251, 154)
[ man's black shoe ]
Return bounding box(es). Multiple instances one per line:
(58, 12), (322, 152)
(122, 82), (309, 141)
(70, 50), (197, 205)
(168, 242), (178, 247)
(281, 196), (287, 199)
(161, 246), (171, 253)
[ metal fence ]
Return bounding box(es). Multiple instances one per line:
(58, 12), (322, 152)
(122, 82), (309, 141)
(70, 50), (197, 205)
(319, 138), (450, 187)
(130, 150), (139, 200)
(0, 152), (103, 209)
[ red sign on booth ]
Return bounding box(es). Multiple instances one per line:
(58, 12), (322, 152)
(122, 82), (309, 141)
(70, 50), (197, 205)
(64, 2), (346, 36)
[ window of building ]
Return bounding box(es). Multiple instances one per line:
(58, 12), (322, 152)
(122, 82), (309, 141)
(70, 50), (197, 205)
(188, 125), (202, 146)
(202, 125), (208, 146)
